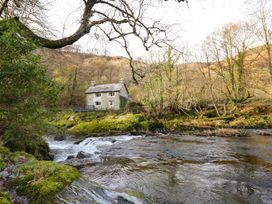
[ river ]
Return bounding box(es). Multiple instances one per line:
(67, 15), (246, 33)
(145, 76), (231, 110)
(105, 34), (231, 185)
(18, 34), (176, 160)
(46, 132), (272, 204)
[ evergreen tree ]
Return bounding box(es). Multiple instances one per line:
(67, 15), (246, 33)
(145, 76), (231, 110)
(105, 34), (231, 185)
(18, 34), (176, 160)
(0, 20), (60, 159)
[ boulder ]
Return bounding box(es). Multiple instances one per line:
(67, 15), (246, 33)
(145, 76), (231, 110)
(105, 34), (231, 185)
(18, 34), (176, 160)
(116, 196), (134, 204)
(54, 134), (66, 141)
(66, 155), (75, 160)
(76, 151), (93, 159)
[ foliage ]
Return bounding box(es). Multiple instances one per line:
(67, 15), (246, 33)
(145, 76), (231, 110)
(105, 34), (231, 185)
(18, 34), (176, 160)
(0, 20), (60, 158)
(11, 161), (80, 204)
(120, 96), (128, 109)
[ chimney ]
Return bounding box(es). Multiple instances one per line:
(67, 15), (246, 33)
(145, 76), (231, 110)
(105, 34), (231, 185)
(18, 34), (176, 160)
(119, 78), (124, 84)
(91, 81), (96, 86)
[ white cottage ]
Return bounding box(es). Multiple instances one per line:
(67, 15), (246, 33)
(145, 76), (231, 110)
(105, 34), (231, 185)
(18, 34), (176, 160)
(85, 80), (129, 110)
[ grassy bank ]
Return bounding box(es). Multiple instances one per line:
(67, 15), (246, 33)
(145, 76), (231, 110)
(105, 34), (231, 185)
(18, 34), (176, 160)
(50, 105), (272, 137)
(50, 112), (163, 137)
(0, 145), (79, 204)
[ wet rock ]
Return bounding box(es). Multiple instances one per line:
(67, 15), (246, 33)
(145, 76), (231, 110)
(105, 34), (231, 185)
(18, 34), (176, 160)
(163, 149), (178, 159)
(102, 156), (135, 166)
(5, 165), (17, 172)
(0, 171), (9, 179)
(110, 139), (117, 143)
(74, 140), (84, 145)
(76, 151), (93, 159)
(253, 129), (272, 136)
(115, 196), (134, 204)
(48, 153), (55, 160)
(63, 159), (96, 169)
(54, 134), (67, 141)
(66, 155), (75, 160)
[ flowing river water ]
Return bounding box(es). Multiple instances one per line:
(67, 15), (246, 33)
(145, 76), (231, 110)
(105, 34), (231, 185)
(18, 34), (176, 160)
(46, 132), (272, 204)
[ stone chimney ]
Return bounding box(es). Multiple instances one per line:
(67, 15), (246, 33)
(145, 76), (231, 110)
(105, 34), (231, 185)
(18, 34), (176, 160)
(91, 81), (96, 86)
(119, 78), (124, 84)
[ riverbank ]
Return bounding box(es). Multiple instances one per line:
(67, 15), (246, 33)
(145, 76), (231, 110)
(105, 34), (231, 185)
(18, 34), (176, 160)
(50, 105), (272, 138)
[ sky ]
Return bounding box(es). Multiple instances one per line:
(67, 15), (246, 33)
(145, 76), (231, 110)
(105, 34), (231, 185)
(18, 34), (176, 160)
(44, 0), (250, 59)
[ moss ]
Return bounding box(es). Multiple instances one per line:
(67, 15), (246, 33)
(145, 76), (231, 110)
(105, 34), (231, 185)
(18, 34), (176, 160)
(53, 109), (272, 136)
(139, 120), (164, 131)
(0, 145), (79, 204)
(50, 118), (75, 129)
(0, 146), (12, 170)
(126, 190), (143, 199)
(4, 135), (50, 160)
(68, 114), (145, 136)
(10, 151), (36, 164)
(0, 145), (37, 170)
(11, 161), (80, 204)
(0, 191), (12, 204)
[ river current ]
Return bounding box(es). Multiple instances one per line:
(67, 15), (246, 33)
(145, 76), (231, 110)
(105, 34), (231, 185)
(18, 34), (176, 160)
(46, 133), (272, 204)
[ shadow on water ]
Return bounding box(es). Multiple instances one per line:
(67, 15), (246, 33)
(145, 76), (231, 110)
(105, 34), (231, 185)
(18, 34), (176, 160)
(49, 133), (272, 204)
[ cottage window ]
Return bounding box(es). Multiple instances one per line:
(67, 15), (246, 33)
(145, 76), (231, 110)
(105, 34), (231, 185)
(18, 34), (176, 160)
(109, 92), (115, 97)
(95, 101), (101, 106)
(95, 93), (101, 97)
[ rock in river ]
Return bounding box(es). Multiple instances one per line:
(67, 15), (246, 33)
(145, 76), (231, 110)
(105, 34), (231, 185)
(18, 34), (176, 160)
(76, 151), (93, 159)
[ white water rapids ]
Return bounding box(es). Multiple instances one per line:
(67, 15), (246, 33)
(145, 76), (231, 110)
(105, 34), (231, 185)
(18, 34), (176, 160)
(46, 135), (141, 162)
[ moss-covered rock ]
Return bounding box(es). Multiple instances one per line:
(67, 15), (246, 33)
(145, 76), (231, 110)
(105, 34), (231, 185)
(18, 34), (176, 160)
(0, 145), (80, 204)
(68, 114), (145, 136)
(0, 191), (12, 204)
(0, 145), (36, 170)
(0, 146), (12, 170)
(4, 135), (50, 160)
(51, 109), (272, 137)
(11, 161), (80, 204)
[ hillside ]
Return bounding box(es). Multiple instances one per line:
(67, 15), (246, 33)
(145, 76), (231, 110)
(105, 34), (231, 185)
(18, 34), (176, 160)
(36, 49), (136, 106)
(37, 46), (272, 107)
(36, 48), (132, 83)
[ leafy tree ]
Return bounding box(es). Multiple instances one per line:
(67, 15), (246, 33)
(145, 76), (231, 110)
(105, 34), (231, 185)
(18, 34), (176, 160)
(0, 20), (60, 159)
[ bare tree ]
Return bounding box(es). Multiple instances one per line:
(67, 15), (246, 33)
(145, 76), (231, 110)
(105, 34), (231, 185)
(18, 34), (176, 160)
(205, 23), (255, 104)
(0, 0), (187, 83)
(250, 0), (272, 77)
(0, 0), (185, 49)
(142, 45), (190, 115)
(196, 43), (222, 116)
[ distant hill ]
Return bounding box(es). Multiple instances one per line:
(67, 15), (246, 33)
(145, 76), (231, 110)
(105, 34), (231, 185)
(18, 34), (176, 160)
(36, 48), (136, 106)
(37, 46), (272, 106)
(36, 48), (133, 84)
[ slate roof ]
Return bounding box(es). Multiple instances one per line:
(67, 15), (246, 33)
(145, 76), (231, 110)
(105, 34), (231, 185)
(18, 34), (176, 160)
(85, 83), (125, 94)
